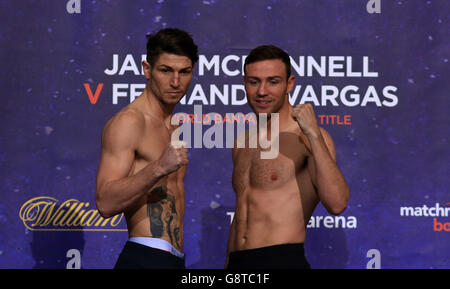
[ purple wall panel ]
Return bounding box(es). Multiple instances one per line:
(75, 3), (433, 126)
(0, 0), (448, 269)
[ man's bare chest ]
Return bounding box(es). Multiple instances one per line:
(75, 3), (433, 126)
(233, 132), (309, 191)
(132, 123), (174, 171)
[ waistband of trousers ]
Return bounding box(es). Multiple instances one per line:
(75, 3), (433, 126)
(128, 237), (184, 259)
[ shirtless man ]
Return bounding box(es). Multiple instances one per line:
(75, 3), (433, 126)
(226, 45), (350, 269)
(95, 28), (198, 269)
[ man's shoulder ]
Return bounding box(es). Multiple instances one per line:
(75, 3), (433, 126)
(101, 107), (147, 146)
(107, 107), (145, 130)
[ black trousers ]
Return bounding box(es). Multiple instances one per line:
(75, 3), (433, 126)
(114, 241), (185, 269)
(227, 243), (311, 269)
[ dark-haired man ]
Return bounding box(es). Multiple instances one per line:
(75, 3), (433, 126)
(226, 45), (350, 269)
(96, 28), (198, 269)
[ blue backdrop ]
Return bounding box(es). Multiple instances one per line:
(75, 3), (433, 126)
(0, 0), (448, 269)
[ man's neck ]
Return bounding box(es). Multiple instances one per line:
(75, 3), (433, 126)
(260, 102), (294, 131)
(143, 88), (175, 128)
(279, 104), (295, 129)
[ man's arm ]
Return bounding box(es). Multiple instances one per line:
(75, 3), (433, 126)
(292, 104), (350, 215)
(308, 127), (349, 215)
(96, 110), (162, 218)
(96, 110), (188, 218)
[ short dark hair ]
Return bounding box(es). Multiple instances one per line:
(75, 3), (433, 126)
(244, 45), (291, 79)
(146, 28), (199, 66)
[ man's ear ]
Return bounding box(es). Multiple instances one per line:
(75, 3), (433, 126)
(142, 60), (152, 80)
(287, 75), (295, 94)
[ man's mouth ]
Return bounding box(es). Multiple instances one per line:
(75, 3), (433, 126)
(255, 99), (273, 106)
(167, 91), (183, 96)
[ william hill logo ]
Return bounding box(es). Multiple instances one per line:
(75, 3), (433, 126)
(19, 196), (126, 231)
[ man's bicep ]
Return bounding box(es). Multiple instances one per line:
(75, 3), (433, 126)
(96, 113), (142, 191)
(96, 146), (135, 191)
(320, 127), (337, 162)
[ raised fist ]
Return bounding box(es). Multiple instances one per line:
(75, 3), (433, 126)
(157, 141), (188, 175)
(291, 103), (320, 137)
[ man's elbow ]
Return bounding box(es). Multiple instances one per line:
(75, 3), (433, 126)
(96, 193), (115, 219)
(328, 203), (347, 215)
(327, 190), (350, 215)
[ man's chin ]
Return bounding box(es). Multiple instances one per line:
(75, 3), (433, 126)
(252, 106), (276, 115)
(164, 96), (184, 105)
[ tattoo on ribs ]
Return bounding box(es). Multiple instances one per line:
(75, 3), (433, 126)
(147, 186), (181, 248)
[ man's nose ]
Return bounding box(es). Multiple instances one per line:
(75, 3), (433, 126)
(170, 72), (180, 88)
(257, 82), (267, 96)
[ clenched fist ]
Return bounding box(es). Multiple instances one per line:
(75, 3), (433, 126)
(291, 103), (320, 138)
(157, 141), (188, 175)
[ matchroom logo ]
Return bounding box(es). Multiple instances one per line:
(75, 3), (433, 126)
(400, 202), (450, 232)
(19, 196), (127, 231)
